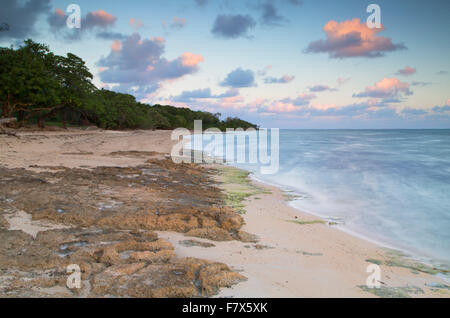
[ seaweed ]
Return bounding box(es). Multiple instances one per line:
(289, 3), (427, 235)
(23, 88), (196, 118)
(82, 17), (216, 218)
(358, 285), (424, 298)
(288, 219), (326, 225)
(365, 249), (450, 276)
(216, 166), (270, 214)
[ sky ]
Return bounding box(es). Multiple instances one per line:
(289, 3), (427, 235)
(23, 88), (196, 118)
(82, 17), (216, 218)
(1, 0), (450, 128)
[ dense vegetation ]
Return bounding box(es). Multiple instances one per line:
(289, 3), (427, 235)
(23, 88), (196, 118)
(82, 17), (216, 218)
(0, 40), (257, 131)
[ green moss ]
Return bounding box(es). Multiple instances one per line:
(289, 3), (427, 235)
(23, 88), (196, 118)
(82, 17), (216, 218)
(288, 219), (326, 225)
(375, 248), (449, 276)
(358, 285), (424, 298)
(297, 250), (323, 256)
(433, 288), (450, 295)
(217, 166), (270, 214)
(284, 193), (300, 202)
(224, 191), (254, 214)
(425, 283), (450, 290)
(217, 166), (251, 185)
(381, 248), (443, 275)
(365, 258), (383, 265)
(386, 260), (440, 275)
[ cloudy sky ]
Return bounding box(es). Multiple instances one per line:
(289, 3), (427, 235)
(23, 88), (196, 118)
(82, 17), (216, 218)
(1, 0), (450, 128)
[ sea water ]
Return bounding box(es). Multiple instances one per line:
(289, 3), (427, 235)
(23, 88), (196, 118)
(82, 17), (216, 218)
(188, 129), (450, 266)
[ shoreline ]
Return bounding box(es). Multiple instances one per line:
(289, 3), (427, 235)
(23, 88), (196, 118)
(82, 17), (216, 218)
(0, 129), (449, 297)
(174, 134), (450, 297)
(249, 173), (450, 272)
(189, 147), (449, 272)
(213, 167), (449, 297)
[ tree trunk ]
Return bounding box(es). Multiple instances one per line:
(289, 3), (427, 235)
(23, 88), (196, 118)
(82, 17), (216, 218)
(37, 116), (45, 128)
(1, 95), (11, 118)
(17, 110), (25, 127)
(62, 108), (67, 129)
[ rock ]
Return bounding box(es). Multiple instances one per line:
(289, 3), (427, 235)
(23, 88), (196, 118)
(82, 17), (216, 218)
(103, 263), (146, 276)
(233, 230), (259, 243)
(197, 263), (247, 296)
(186, 227), (233, 241)
(0, 158), (248, 297)
(129, 250), (175, 263)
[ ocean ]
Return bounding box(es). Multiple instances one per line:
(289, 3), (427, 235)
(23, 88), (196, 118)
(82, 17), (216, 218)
(187, 129), (450, 266)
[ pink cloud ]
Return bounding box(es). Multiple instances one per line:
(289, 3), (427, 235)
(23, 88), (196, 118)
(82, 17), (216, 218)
(308, 84), (337, 92)
(222, 96), (243, 103)
(164, 16), (187, 31)
(264, 74), (295, 84)
(279, 93), (316, 107)
(267, 102), (301, 113)
(258, 65), (272, 76)
(282, 75), (294, 82)
(181, 52), (204, 67)
(306, 18), (405, 58)
(396, 66), (416, 76)
(55, 8), (65, 17)
(111, 40), (122, 52)
(354, 77), (412, 99)
(86, 10), (117, 27)
(172, 16), (186, 28)
(309, 102), (337, 111)
(253, 98), (267, 106)
(152, 36), (165, 43)
(266, 96), (319, 113)
(129, 18), (144, 29)
(98, 33), (204, 98)
(47, 8), (117, 38)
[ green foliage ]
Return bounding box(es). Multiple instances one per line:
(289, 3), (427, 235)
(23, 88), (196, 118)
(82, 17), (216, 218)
(0, 39), (257, 131)
(0, 40), (61, 119)
(217, 166), (270, 214)
(220, 117), (258, 130)
(287, 219), (326, 225)
(358, 285), (424, 298)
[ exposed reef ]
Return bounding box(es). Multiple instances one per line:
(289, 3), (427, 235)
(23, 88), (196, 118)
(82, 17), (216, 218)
(0, 154), (250, 297)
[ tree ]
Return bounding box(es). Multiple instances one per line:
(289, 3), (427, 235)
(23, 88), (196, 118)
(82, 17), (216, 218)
(0, 40), (60, 121)
(0, 39), (257, 131)
(0, 40), (96, 127)
(34, 52), (95, 127)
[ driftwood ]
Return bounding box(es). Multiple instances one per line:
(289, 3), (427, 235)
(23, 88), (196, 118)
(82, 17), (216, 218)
(0, 117), (19, 137)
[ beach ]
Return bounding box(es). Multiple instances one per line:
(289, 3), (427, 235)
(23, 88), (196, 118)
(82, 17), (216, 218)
(0, 128), (448, 298)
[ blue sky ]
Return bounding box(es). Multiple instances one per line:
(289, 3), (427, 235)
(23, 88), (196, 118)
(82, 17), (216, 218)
(1, 0), (450, 128)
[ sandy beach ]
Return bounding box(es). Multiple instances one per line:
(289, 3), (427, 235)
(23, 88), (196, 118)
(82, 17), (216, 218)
(0, 128), (448, 298)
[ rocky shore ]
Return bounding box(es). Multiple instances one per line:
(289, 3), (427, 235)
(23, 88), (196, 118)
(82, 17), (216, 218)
(0, 129), (250, 297)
